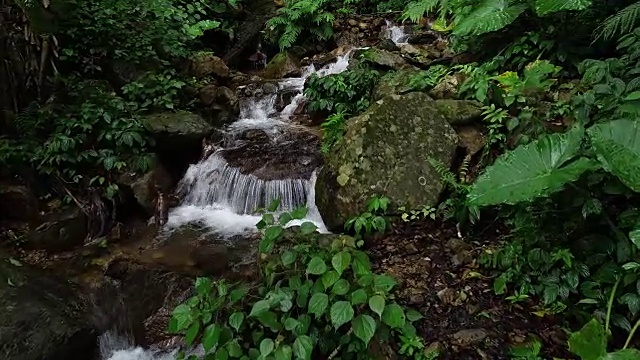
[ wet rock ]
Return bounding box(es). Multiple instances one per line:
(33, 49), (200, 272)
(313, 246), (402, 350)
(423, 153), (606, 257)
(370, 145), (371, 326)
(223, 127), (323, 181)
(433, 99), (483, 125)
(316, 93), (459, 230)
(357, 47), (410, 70)
(372, 69), (425, 101)
(377, 38), (400, 52)
(118, 157), (173, 214)
(0, 183), (39, 221)
(262, 82), (278, 94)
(400, 44), (441, 67)
(143, 112), (213, 152)
(188, 52), (230, 79)
(452, 328), (488, 346)
(407, 30), (439, 44)
(0, 257), (98, 360)
(199, 85), (240, 126)
(429, 72), (466, 99)
(28, 207), (87, 252)
(263, 52), (302, 79)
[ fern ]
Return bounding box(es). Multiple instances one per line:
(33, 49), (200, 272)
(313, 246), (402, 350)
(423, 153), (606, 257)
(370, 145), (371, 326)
(594, 1), (640, 41)
(534, 0), (592, 16)
(266, 0), (334, 50)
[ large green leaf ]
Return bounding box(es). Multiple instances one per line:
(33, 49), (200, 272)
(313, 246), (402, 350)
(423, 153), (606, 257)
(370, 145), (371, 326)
(454, 0), (528, 36)
(568, 318), (607, 360)
(468, 126), (596, 206)
(535, 0), (593, 16)
(588, 119), (640, 192)
(602, 349), (640, 359)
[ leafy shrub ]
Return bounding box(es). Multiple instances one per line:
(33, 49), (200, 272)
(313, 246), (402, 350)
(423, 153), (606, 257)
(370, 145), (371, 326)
(168, 201), (423, 359)
(121, 69), (187, 111)
(345, 196), (391, 238)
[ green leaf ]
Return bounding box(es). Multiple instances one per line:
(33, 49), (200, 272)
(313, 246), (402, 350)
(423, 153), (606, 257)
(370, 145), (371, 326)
(321, 270), (340, 288)
(278, 212), (293, 226)
(630, 229), (640, 250)
(291, 206), (308, 219)
(267, 199), (281, 212)
(406, 309), (423, 322)
(368, 295), (385, 318)
(249, 300), (270, 317)
(468, 126), (595, 206)
(215, 347), (229, 360)
(227, 339), (243, 358)
(352, 314), (377, 345)
(300, 221), (318, 234)
(185, 321), (200, 346)
(260, 338), (275, 356)
(454, 0), (527, 37)
(373, 274), (397, 293)
(306, 257), (327, 275)
(332, 279), (350, 295)
(535, 0), (593, 16)
(382, 303), (406, 329)
(603, 349), (640, 359)
(588, 119), (640, 192)
(352, 251), (372, 276)
(264, 225), (284, 242)
(170, 304), (193, 332)
(281, 251), (297, 267)
(274, 344), (293, 360)
(284, 317), (299, 331)
(196, 277), (212, 296)
(308, 293), (329, 317)
(330, 301), (355, 329)
(332, 251), (352, 275)
(229, 312), (244, 332)
(203, 324), (222, 352)
(350, 288), (368, 305)
(293, 335), (313, 360)
(568, 318), (607, 360)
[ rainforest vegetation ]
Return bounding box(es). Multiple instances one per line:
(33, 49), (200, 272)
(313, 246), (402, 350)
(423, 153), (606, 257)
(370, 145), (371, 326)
(3, 0), (640, 359)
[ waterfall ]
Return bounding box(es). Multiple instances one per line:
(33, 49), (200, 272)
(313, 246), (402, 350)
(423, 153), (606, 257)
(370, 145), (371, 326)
(385, 19), (409, 45)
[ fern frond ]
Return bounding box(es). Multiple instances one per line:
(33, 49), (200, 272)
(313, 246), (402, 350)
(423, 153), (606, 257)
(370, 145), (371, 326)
(428, 157), (458, 188)
(401, 0), (441, 23)
(594, 1), (640, 41)
(534, 0), (593, 16)
(454, 0), (527, 37)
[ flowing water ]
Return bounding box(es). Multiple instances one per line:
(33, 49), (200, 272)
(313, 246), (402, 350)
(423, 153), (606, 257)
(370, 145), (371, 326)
(99, 48), (361, 360)
(384, 19), (409, 45)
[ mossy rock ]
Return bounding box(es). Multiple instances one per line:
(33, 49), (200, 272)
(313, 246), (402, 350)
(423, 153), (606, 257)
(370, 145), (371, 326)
(262, 52), (302, 79)
(372, 69), (426, 101)
(356, 48), (410, 70)
(316, 92), (459, 230)
(432, 99), (483, 125)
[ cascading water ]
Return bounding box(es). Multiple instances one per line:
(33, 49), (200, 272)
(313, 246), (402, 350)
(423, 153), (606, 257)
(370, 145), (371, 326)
(384, 19), (409, 45)
(99, 49), (362, 360)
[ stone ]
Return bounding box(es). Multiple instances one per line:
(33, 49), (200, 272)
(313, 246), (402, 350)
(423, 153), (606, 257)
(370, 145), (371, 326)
(28, 207), (87, 252)
(142, 112), (213, 153)
(432, 99), (483, 125)
(452, 328), (488, 346)
(429, 72), (466, 99)
(357, 48), (410, 70)
(199, 85), (240, 126)
(0, 257), (98, 359)
(400, 44), (441, 67)
(0, 184), (38, 221)
(189, 52), (230, 78)
(377, 38), (399, 52)
(316, 92), (459, 230)
(457, 125), (487, 155)
(118, 157), (173, 214)
(407, 30), (439, 44)
(372, 69), (426, 101)
(262, 52), (302, 79)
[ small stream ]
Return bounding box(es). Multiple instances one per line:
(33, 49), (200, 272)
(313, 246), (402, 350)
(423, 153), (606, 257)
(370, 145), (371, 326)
(99, 25), (409, 360)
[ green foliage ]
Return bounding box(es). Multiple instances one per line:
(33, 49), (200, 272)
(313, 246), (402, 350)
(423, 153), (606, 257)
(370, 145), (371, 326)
(407, 65), (450, 91)
(168, 200), (422, 359)
(122, 70), (187, 111)
(345, 197), (390, 238)
(595, 1), (640, 41)
(320, 111), (347, 153)
(9, 79), (152, 197)
(266, 0), (335, 50)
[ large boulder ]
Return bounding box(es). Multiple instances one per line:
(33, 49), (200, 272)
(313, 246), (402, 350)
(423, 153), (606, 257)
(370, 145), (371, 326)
(0, 257), (97, 359)
(188, 52), (230, 79)
(143, 111), (213, 150)
(372, 69), (424, 101)
(199, 84), (240, 126)
(118, 156), (173, 214)
(357, 48), (410, 70)
(432, 99), (483, 125)
(316, 92), (459, 230)
(262, 52), (302, 79)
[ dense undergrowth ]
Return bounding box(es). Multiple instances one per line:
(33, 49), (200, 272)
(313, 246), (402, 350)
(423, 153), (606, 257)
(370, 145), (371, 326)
(5, 0), (640, 358)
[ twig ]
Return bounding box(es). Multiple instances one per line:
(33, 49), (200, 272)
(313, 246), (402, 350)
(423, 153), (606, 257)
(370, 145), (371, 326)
(327, 328), (352, 359)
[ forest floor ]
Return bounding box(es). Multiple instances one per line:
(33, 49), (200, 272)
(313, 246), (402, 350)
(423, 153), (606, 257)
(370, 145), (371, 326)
(369, 219), (572, 359)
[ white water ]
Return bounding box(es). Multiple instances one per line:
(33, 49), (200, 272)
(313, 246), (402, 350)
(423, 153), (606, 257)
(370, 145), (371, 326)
(385, 19), (409, 45)
(101, 42), (379, 360)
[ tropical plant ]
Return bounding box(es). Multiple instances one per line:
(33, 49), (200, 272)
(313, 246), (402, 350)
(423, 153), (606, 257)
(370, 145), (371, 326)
(266, 0), (335, 50)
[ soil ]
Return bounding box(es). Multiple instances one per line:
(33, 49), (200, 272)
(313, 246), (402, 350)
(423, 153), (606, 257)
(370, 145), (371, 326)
(368, 218), (574, 359)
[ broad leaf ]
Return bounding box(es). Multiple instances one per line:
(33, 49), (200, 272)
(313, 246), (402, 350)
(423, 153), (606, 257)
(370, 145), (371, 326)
(293, 335), (313, 360)
(382, 303), (406, 329)
(260, 338), (275, 356)
(308, 293), (329, 317)
(306, 257), (327, 275)
(274, 344), (293, 360)
(202, 324), (222, 352)
(352, 314), (377, 345)
(373, 274), (397, 293)
(228, 312), (244, 332)
(454, 0), (527, 37)
(330, 301), (355, 329)
(588, 119), (640, 192)
(468, 126), (595, 206)
(332, 251), (352, 275)
(332, 279), (350, 295)
(568, 318), (607, 360)
(535, 0), (593, 16)
(350, 288), (368, 305)
(603, 349), (640, 359)
(368, 295), (385, 318)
